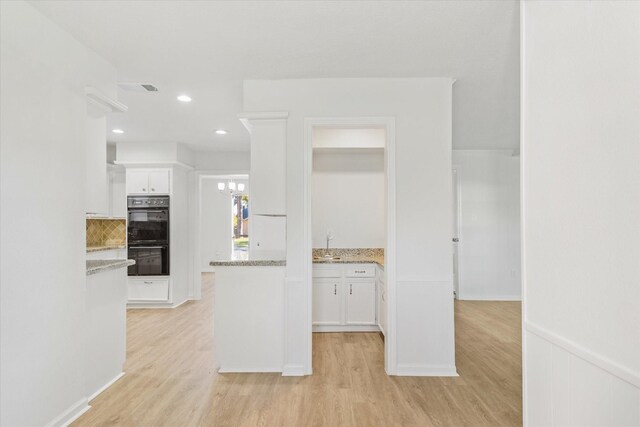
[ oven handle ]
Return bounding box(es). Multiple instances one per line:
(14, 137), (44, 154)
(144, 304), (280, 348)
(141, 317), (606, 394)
(128, 210), (168, 214)
(128, 246), (167, 249)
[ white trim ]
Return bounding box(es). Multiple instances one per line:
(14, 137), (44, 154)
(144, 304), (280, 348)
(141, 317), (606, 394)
(44, 398), (90, 427)
(114, 160), (194, 170)
(313, 325), (381, 332)
(282, 364), (306, 377)
(88, 372), (125, 402)
(524, 321), (640, 388)
(126, 299), (189, 309)
(302, 116), (397, 376)
(520, 3), (529, 424)
(458, 295), (522, 301)
(85, 86), (127, 113)
(452, 164), (462, 299)
(238, 112), (289, 133)
(395, 364), (459, 377)
(171, 298), (190, 308)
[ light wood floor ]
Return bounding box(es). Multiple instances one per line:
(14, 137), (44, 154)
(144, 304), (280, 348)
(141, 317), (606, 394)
(74, 274), (521, 426)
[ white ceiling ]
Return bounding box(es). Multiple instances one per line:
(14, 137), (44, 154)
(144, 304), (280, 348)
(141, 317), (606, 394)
(31, 0), (520, 152)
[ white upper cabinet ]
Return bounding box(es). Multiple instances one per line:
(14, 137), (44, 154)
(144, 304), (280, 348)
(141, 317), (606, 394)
(126, 169), (170, 195)
(241, 113), (288, 216)
(126, 171), (149, 195)
(148, 171), (170, 194)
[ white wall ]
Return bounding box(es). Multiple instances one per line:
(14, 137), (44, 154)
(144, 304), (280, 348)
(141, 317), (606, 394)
(313, 128), (385, 149)
(0, 2), (117, 425)
(170, 167), (191, 306)
(244, 78), (455, 376)
(116, 141), (183, 163)
(522, 2), (640, 426)
(194, 150), (250, 171)
(200, 178), (239, 268)
(312, 150), (385, 248)
(453, 150), (520, 300)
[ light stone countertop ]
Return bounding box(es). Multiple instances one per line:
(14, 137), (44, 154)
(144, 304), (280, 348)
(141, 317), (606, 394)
(209, 249), (384, 269)
(312, 248), (384, 269)
(312, 255), (384, 269)
(86, 259), (135, 275)
(209, 259), (286, 267)
(86, 245), (126, 253)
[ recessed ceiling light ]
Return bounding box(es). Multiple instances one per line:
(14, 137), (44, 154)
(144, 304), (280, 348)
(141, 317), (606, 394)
(112, 129), (124, 134)
(215, 129), (228, 135)
(177, 94), (192, 103)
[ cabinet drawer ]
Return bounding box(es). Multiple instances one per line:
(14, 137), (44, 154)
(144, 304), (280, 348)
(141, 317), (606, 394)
(313, 268), (341, 278)
(345, 265), (375, 278)
(128, 278), (169, 301)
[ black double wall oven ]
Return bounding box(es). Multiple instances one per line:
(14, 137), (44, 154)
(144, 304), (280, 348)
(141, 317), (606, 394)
(127, 196), (169, 276)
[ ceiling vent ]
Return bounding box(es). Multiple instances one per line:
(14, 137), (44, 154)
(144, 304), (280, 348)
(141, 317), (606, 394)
(118, 82), (159, 92)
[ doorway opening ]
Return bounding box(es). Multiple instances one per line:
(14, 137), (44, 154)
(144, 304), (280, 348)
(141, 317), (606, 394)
(232, 194), (249, 260)
(195, 174), (249, 297)
(304, 118), (396, 376)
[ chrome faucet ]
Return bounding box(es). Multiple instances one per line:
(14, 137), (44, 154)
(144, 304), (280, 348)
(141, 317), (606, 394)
(325, 231), (334, 257)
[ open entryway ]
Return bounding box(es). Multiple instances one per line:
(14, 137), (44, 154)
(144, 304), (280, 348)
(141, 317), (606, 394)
(304, 118), (396, 375)
(195, 174), (249, 297)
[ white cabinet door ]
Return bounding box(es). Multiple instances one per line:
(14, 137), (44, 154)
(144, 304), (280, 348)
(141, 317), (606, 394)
(312, 280), (342, 325)
(126, 171), (149, 195)
(250, 215), (286, 258)
(148, 171), (170, 194)
(346, 280), (376, 325)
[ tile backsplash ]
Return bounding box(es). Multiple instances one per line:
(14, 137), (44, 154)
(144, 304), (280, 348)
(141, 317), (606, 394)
(86, 218), (126, 247)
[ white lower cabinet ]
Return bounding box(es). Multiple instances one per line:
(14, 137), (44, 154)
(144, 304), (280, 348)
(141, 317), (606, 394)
(346, 280), (376, 325)
(312, 280), (342, 325)
(127, 278), (170, 302)
(313, 264), (380, 332)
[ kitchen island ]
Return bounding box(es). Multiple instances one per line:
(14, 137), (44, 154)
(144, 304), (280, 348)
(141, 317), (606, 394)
(210, 259), (286, 373)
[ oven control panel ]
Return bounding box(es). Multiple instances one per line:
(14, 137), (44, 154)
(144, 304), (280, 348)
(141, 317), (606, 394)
(127, 196), (170, 208)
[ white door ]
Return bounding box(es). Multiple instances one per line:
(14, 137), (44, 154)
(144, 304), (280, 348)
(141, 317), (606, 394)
(312, 280), (341, 325)
(346, 280), (376, 325)
(126, 171), (149, 195)
(148, 171), (170, 194)
(452, 168), (460, 299)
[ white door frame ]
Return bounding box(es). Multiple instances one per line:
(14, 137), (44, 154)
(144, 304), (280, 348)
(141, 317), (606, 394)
(302, 117), (397, 375)
(452, 165), (462, 299)
(192, 170), (249, 300)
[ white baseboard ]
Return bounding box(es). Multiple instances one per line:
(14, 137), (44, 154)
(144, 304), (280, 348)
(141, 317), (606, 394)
(171, 298), (190, 308)
(45, 397), (90, 427)
(282, 364), (306, 376)
(127, 298), (191, 309)
(313, 324), (381, 332)
(395, 364), (459, 377)
(88, 372), (125, 402)
(458, 295), (522, 301)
